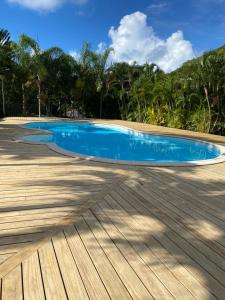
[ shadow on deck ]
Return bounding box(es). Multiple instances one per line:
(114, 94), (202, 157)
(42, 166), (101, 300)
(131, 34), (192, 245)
(0, 122), (224, 299)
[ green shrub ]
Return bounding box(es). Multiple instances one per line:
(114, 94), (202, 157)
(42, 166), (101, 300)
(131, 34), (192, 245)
(188, 108), (210, 132)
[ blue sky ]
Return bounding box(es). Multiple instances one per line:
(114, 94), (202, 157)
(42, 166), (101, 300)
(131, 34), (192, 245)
(0, 0), (225, 71)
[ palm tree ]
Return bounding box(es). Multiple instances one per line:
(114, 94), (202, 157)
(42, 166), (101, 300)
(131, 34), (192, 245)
(0, 29), (12, 116)
(17, 35), (43, 117)
(131, 75), (154, 122)
(107, 63), (134, 120)
(193, 54), (225, 133)
(18, 34), (64, 117)
(12, 38), (34, 115)
(88, 47), (113, 118)
(0, 74), (5, 115)
(196, 56), (213, 133)
(73, 42), (95, 115)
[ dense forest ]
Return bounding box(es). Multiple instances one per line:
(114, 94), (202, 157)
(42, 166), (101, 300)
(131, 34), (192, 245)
(0, 28), (225, 135)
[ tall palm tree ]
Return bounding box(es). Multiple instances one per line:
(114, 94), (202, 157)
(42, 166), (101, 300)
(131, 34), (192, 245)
(18, 35), (43, 117)
(0, 29), (12, 116)
(88, 47), (113, 118)
(18, 34), (64, 117)
(0, 74), (5, 115)
(12, 38), (34, 115)
(192, 55), (224, 133)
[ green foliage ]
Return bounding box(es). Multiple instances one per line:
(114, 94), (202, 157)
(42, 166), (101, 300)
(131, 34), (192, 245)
(0, 29), (13, 71)
(145, 105), (168, 126)
(170, 111), (186, 129)
(0, 27), (225, 135)
(188, 108), (210, 133)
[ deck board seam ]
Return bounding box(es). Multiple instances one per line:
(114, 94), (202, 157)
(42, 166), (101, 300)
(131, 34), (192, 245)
(109, 186), (221, 299)
(90, 205), (176, 300)
(100, 194), (201, 299)
(87, 208), (159, 299)
(119, 182), (225, 293)
(78, 216), (136, 300)
(51, 238), (70, 300)
(69, 224), (113, 300)
(132, 178), (225, 261)
(62, 230), (91, 300)
(0, 175), (131, 279)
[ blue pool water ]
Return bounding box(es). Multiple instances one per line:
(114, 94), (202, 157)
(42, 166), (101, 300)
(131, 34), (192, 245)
(23, 122), (221, 163)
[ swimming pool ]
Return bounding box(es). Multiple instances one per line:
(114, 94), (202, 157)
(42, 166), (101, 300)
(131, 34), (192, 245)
(21, 122), (225, 166)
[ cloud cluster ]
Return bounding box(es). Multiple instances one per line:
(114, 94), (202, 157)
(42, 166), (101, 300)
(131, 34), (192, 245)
(7, 0), (87, 12)
(109, 12), (195, 72)
(69, 50), (80, 60)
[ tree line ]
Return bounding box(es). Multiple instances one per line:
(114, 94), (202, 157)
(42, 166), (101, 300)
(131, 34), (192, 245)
(0, 28), (225, 135)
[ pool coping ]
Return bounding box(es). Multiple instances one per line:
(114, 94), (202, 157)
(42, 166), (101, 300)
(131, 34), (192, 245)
(15, 120), (225, 167)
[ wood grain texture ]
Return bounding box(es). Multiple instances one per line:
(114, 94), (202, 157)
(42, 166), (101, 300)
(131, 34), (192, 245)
(0, 118), (224, 300)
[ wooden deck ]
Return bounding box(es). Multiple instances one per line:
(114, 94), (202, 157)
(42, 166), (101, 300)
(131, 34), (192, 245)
(0, 118), (225, 300)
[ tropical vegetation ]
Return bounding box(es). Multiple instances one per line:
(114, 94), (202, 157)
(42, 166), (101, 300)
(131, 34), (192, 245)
(0, 28), (225, 135)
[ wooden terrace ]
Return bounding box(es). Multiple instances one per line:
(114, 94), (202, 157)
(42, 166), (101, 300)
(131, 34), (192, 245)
(0, 118), (224, 300)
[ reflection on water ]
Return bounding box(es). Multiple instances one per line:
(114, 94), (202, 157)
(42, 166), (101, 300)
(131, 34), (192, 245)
(23, 122), (221, 162)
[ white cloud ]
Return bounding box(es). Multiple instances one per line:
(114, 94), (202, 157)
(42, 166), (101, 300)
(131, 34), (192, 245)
(7, 0), (88, 12)
(147, 2), (168, 14)
(109, 12), (195, 72)
(69, 50), (80, 60)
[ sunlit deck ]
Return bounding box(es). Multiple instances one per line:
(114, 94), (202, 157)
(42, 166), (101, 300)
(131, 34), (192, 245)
(0, 118), (225, 300)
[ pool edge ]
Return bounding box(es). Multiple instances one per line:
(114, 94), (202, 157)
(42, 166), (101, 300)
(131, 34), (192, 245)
(16, 121), (225, 167)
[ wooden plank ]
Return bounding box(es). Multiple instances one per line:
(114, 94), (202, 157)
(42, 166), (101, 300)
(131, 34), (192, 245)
(64, 224), (110, 300)
(1, 265), (23, 300)
(83, 210), (153, 300)
(0, 200), (89, 214)
(0, 226), (48, 237)
(0, 232), (46, 247)
(0, 254), (14, 264)
(0, 211), (71, 224)
(0, 176), (109, 185)
(0, 217), (64, 232)
(52, 231), (89, 300)
(0, 185), (103, 196)
(0, 177), (125, 279)
(0, 243), (29, 255)
(91, 204), (175, 300)
(0, 189), (101, 202)
(102, 192), (213, 300)
(0, 206), (75, 219)
(142, 168), (225, 215)
(22, 252), (45, 300)
(139, 178), (225, 254)
(38, 239), (67, 300)
(128, 180), (225, 268)
(119, 183), (225, 299)
(75, 217), (132, 300)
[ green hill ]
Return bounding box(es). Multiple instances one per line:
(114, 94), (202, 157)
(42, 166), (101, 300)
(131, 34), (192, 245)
(173, 44), (225, 75)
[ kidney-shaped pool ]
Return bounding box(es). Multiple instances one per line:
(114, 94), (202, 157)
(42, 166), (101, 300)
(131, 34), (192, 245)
(21, 122), (225, 166)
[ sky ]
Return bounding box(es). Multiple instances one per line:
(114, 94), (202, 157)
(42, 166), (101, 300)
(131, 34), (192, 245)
(0, 0), (225, 72)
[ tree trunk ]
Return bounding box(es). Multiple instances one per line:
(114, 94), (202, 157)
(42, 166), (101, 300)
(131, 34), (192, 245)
(1, 78), (5, 116)
(118, 95), (123, 119)
(37, 76), (41, 118)
(99, 93), (103, 119)
(58, 99), (61, 116)
(204, 86), (211, 133)
(22, 83), (26, 116)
